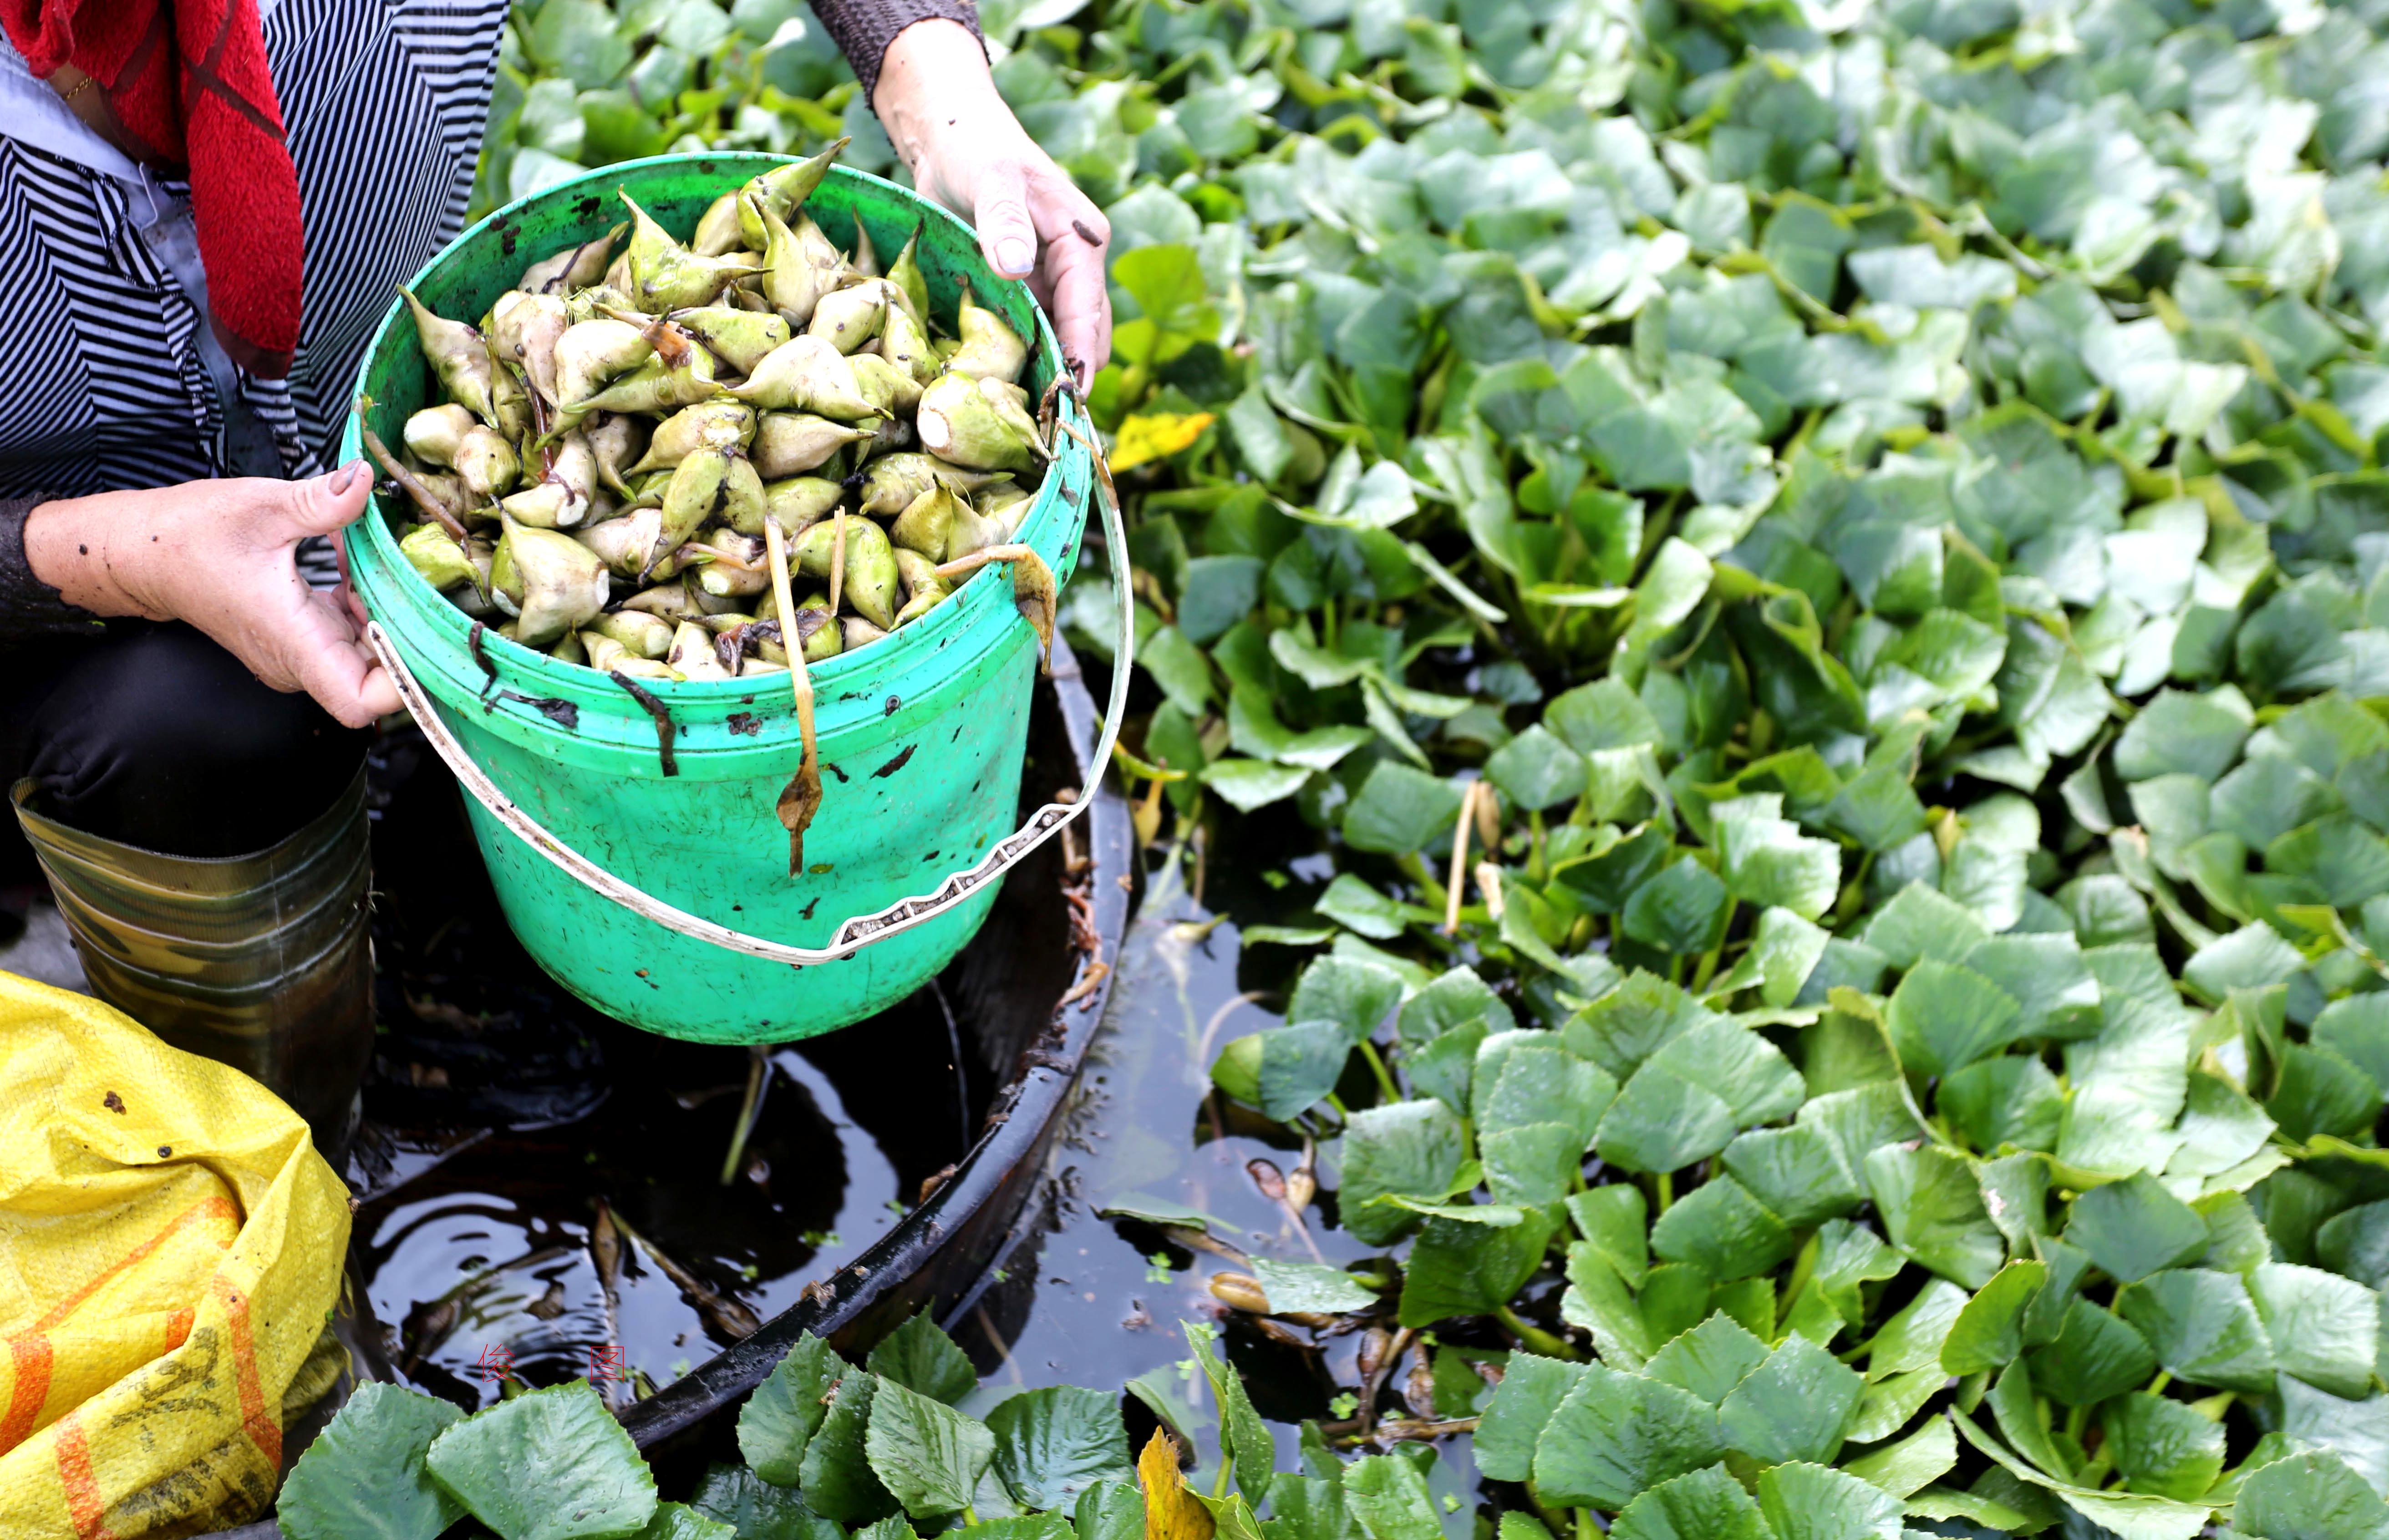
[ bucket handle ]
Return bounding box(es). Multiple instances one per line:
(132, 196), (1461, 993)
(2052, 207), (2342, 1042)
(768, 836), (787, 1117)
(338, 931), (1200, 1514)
(362, 470), (1134, 970)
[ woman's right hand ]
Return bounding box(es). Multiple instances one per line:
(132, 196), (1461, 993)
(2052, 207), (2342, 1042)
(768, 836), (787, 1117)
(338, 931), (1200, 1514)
(23, 464), (402, 727)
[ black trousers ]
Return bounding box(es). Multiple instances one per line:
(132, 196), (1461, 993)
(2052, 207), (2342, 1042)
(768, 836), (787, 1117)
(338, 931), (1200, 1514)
(1, 622), (368, 882)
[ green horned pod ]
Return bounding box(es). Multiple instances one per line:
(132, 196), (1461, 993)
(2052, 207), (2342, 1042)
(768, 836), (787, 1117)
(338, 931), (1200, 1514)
(807, 280), (888, 355)
(495, 517), (610, 648)
(760, 476), (844, 535)
(733, 138), (851, 251)
(695, 528), (771, 597)
(945, 281), (1029, 384)
(575, 507), (664, 577)
(581, 630), (629, 673)
(554, 319), (655, 409)
(630, 401), (757, 475)
(855, 452), (1003, 518)
(452, 424), (520, 501)
(402, 288), (503, 427)
(878, 301), (936, 386)
(585, 413), (651, 498)
(728, 335), (883, 420)
(885, 225), (930, 331)
(590, 609), (675, 660)
(549, 628), (588, 666)
(976, 477), (1033, 535)
(788, 594), (844, 662)
(887, 483), (961, 562)
(667, 620), (733, 681)
(669, 305), (791, 376)
(792, 514), (901, 629)
(620, 190), (761, 311)
(400, 522), (478, 594)
(490, 290), (570, 405)
(750, 412), (872, 479)
(892, 549), (951, 624)
(519, 224), (623, 294)
(620, 577), (701, 620)
(841, 615), (889, 651)
(849, 351), (922, 418)
(557, 344), (720, 431)
(657, 446), (763, 569)
(915, 372), (1041, 472)
(945, 498), (1010, 564)
(755, 195), (826, 328)
(402, 403), (476, 468)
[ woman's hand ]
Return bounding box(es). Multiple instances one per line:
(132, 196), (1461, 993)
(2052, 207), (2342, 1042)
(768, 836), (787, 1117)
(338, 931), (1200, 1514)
(23, 464), (402, 728)
(873, 20), (1112, 390)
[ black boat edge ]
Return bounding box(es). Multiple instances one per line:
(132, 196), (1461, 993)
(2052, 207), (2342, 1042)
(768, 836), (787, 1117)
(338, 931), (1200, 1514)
(196, 635), (1134, 1539)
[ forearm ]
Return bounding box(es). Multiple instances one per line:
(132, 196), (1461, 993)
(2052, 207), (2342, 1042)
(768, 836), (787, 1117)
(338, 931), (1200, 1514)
(870, 20), (1018, 166)
(20, 493), (165, 621)
(0, 496), (110, 640)
(808, 1), (985, 102)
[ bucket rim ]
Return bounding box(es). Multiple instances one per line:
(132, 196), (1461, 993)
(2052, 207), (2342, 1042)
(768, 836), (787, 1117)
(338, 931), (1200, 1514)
(340, 152), (1093, 715)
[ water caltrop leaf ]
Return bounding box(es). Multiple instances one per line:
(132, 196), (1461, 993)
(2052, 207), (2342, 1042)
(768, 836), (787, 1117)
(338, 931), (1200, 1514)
(686, 1466), (840, 1540)
(630, 1503), (740, 1540)
(1185, 1320), (1275, 1499)
(1075, 1480), (1145, 1540)
(742, 1333), (852, 1486)
(423, 1380), (658, 1540)
(1399, 1209), (1557, 1326)
(1864, 1144), (2006, 1289)
(1339, 1100), (1467, 1246)
(869, 1314), (980, 1406)
(1533, 1363), (1727, 1509)
(803, 1373), (902, 1525)
(987, 1387), (1135, 1512)
(277, 1383), (467, 1540)
(2063, 1173), (2210, 1285)
(2114, 1269), (2277, 1395)
(1717, 1331), (1866, 1467)
(1940, 1260), (2047, 1376)
(1475, 1353), (1590, 1482)
(1249, 1258), (1380, 1315)
(1753, 1462), (1903, 1540)
(1607, 1464), (1771, 1540)
(1340, 1454), (1444, 1540)
(865, 1377), (998, 1520)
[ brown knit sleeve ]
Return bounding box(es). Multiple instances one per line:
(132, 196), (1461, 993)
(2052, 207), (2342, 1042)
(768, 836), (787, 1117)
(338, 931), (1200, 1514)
(809, 0), (986, 102)
(0, 495), (105, 640)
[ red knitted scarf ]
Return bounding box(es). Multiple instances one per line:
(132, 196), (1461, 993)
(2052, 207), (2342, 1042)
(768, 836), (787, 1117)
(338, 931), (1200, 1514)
(1, 0), (303, 378)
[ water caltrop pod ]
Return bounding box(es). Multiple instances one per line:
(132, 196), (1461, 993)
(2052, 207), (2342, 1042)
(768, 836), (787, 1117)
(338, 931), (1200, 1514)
(496, 517), (609, 647)
(729, 335), (883, 420)
(945, 281), (1028, 385)
(792, 513), (900, 629)
(750, 412), (872, 478)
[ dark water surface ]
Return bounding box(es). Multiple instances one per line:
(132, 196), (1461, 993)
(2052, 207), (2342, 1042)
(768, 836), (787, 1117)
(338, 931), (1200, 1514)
(356, 736), (1484, 1519)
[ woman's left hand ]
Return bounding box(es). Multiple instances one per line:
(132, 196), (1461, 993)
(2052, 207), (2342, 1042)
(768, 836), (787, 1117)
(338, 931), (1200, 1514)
(873, 20), (1112, 391)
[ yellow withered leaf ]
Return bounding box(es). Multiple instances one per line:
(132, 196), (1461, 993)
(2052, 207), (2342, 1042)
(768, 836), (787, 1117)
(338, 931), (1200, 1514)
(1109, 412), (1216, 472)
(1140, 1427), (1215, 1540)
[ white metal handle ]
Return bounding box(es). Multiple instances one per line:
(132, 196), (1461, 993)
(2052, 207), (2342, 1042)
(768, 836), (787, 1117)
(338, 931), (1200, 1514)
(365, 474), (1133, 969)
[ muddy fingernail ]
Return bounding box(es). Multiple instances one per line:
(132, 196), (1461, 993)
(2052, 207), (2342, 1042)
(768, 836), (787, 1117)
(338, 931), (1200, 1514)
(330, 459), (365, 493)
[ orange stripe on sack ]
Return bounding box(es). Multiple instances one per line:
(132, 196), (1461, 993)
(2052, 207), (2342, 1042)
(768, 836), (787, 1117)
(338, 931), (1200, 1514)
(211, 1277), (280, 1472)
(34, 1194), (239, 1333)
(0, 1333), (55, 1455)
(163, 1306), (194, 1352)
(52, 1411), (116, 1540)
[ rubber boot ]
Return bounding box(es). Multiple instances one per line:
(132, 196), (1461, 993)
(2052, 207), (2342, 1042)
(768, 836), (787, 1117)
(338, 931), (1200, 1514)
(9, 767), (375, 1165)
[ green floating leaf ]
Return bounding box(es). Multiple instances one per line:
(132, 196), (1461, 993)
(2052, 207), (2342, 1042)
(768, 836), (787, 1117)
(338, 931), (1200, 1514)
(1608, 1464), (1771, 1540)
(2064, 1172), (2210, 1285)
(1474, 1354), (1590, 1483)
(277, 1383), (466, 1540)
(1341, 1454), (1444, 1540)
(2114, 1269), (2276, 1396)
(1185, 1319), (1274, 1500)
(2100, 1394), (2224, 1502)
(864, 1377), (998, 1520)
(1718, 1331), (1865, 1467)
(686, 1466), (839, 1540)
(1339, 1100), (1468, 1247)
(1249, 1258), (1381, 1316)
(1398, 1209), (1556, 1327)
(1754, 1461), (1904, 1540)
(986, 1387), (1134, 1512)
(742, 1333), (851, 1486)
(2231, 1450), (2389, 1540)
(1865, 1144), (2006, 1289)
(1533, 1363), (1726, 1510)
(424, 1380), (658, 1540)
(1940, 1260), (2047, 1377)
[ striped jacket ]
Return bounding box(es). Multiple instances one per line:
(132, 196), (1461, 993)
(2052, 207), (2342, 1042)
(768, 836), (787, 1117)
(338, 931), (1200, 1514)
(0, 0), (975, 636)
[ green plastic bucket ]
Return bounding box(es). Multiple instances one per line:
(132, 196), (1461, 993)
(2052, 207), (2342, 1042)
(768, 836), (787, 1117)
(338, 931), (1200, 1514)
(340, 153), (1125, 1045)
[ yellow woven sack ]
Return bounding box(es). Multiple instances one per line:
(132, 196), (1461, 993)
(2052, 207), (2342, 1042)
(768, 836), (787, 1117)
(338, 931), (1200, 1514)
(0, 970), (351, 1539)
